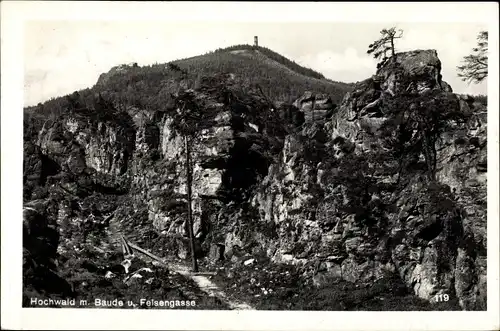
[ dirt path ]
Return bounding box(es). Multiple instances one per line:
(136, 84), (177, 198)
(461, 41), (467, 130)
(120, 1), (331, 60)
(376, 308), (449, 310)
(106, 215), (254, 310)
(122, 237), (254, 310)
(167, 261), (254, 310)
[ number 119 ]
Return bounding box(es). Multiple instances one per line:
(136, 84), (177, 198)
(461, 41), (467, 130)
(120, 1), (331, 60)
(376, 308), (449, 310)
(435, 294), (450, 302)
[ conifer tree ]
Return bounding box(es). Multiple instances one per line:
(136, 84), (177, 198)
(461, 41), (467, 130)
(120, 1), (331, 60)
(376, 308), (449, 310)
(457, 31), (488, 84)
(367, 27), (404, 69)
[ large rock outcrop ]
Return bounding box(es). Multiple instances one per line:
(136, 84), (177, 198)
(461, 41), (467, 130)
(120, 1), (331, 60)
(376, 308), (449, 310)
(435, 95), (487, 309)
(247, 50), (486, 309)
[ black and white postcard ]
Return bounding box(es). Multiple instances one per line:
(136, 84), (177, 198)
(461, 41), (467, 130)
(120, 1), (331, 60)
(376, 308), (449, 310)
(1, 1), (499, 330)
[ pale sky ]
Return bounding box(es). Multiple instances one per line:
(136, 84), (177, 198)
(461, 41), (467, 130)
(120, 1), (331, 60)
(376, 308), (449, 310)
(24, 19), (488, 107)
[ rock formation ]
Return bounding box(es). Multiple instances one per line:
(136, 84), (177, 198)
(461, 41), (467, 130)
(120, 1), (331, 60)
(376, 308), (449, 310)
(23, 50), (487, 310)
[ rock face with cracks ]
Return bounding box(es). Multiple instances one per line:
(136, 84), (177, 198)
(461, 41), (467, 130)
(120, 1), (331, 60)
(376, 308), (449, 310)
(23, 50), (487, 310)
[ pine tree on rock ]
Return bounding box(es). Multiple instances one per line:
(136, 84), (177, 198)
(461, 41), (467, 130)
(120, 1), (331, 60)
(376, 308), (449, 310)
(367, 27), (404, 69)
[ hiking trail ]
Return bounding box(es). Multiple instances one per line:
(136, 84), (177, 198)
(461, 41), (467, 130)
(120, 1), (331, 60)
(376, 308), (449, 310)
(108, 219), (254, 310)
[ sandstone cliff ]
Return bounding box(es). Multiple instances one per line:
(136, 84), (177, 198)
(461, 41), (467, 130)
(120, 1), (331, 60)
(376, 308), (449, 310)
(23, 50), (487, 310)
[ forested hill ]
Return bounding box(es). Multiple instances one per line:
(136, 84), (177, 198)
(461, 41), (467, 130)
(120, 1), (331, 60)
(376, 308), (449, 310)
(170, 44), (352, 103)
(213, 44), (327, 79)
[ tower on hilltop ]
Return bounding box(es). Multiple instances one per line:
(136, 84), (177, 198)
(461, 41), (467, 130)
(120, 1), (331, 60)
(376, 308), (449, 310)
(254, 36), (258, 47)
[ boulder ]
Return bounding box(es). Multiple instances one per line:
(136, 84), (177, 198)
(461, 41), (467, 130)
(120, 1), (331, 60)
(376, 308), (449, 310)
(293, 92), (337, 123)
(208, 243), (225, 263)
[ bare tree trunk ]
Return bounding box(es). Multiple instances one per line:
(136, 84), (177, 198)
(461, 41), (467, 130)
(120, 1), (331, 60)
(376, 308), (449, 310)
(311, 95), (316, 122)
(184, 135), (199, 272)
